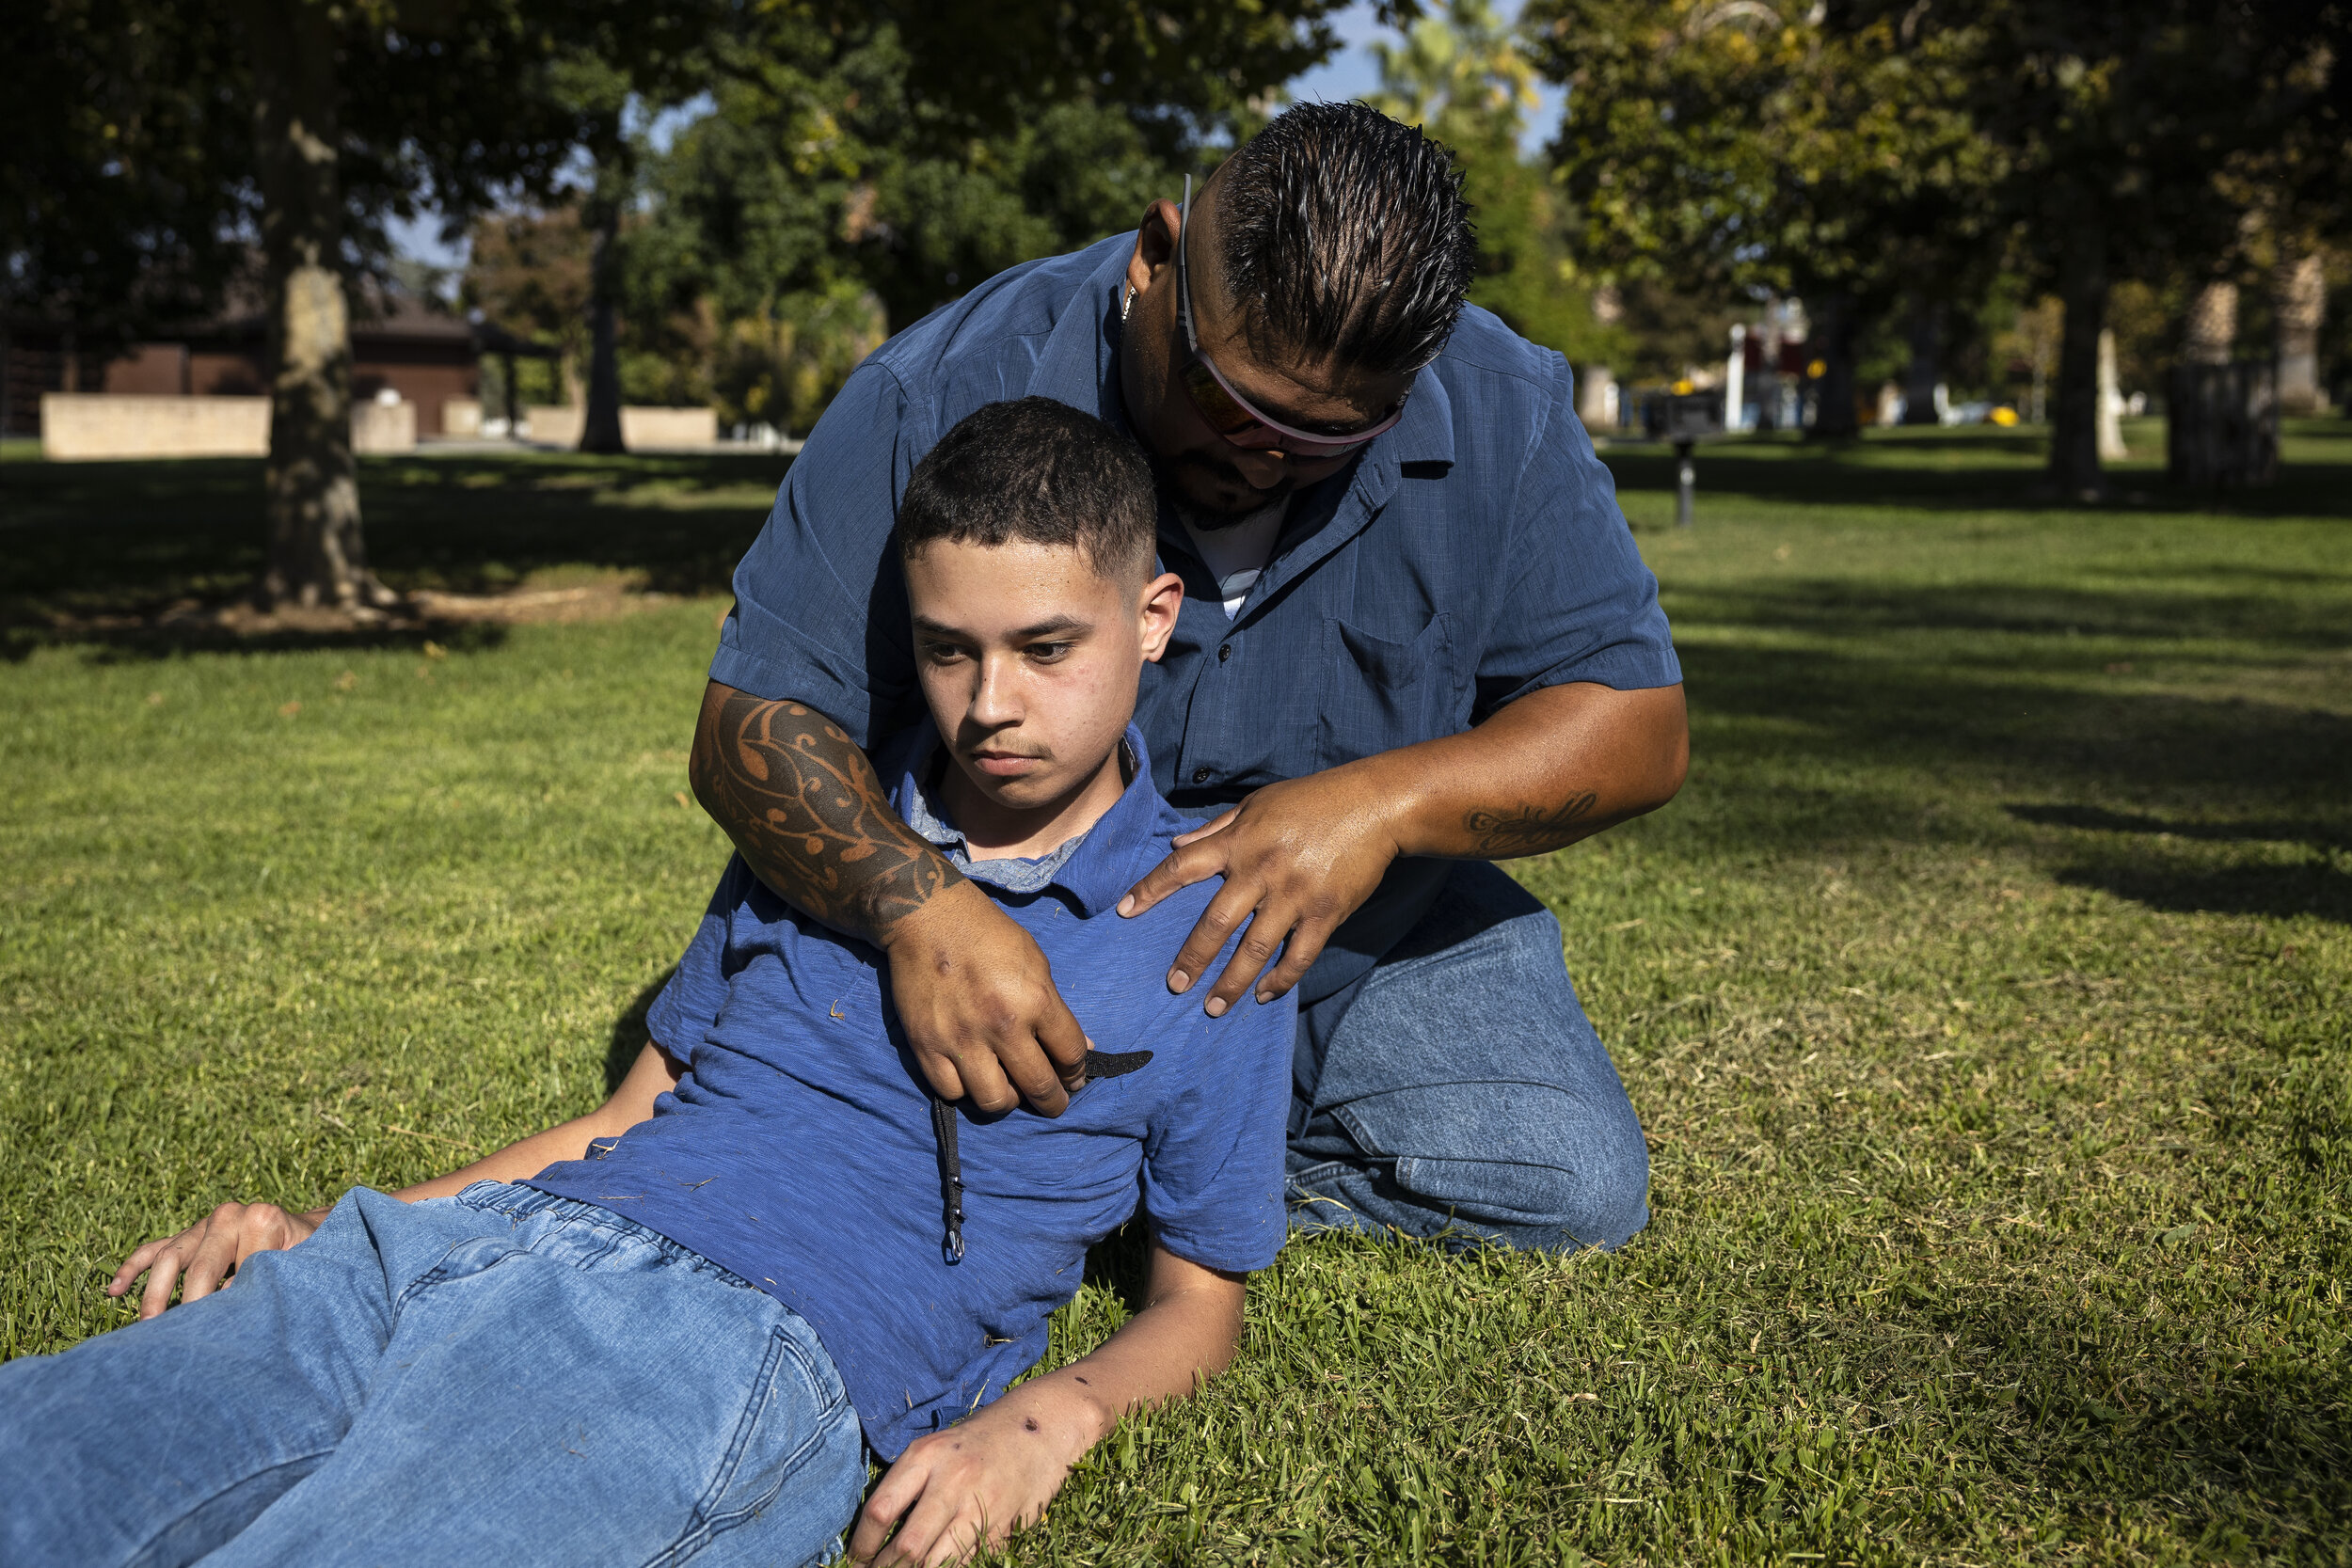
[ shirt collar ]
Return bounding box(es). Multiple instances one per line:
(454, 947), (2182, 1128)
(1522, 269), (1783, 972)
(1025, 236), (1132, 430)
(883, 720), (1163, 918)
(1379, 362), (1455, 468)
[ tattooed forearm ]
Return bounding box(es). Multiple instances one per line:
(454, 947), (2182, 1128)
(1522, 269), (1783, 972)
(691, 689), (963, 942)
(1463, 790), (1599, 858)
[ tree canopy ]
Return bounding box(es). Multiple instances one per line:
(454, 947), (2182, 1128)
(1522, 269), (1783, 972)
(8, 0), (1357, 608)
(1528, 0), (2347, 480)
(1529, 0), (1997, 434)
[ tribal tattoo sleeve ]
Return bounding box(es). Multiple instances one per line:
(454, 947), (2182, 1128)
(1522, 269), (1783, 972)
(691, 689), (964, 941)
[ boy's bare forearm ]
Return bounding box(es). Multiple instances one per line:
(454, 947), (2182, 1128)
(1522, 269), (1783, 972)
(690, 681), (965, 942)
(1001, 1254), (1246, 1461)
(383, 1117), (612, 1206)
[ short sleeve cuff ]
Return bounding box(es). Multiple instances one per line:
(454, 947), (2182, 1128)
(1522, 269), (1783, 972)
(1149, 1220), (1286, 1277)
(707, 636), (868, 732)
(1488, 635), (1683, 713)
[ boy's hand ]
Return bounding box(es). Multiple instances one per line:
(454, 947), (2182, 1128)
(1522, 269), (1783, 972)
(850, 1383), (1104, 1567)
(107, 1200), (326, 1320)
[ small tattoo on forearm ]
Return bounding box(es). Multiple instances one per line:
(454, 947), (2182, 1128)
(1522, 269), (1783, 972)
(1464, 790), (1599, 857)
(694, 692), (962, 940)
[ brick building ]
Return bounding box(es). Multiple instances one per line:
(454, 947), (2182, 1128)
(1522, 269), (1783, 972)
(3, 288), (484, 438)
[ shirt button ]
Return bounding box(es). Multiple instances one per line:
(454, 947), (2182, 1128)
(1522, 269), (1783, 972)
(1192, 766), (1211, 784)
(1218, 642), (1232, 662)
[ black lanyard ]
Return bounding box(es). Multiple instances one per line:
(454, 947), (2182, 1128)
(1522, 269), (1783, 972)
(926, 1049), (1152, 1264)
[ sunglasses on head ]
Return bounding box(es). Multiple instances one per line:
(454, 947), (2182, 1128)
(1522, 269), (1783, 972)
(1171, 175), (1408, 460)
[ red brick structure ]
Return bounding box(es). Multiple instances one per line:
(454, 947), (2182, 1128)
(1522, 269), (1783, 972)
(5, 290), (484, 437)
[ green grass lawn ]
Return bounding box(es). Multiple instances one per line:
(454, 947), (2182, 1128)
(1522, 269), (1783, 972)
(2, 422), (2347, 1564)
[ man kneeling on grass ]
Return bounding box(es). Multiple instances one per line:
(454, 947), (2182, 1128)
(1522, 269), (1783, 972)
(0, 399), (1293, 1568)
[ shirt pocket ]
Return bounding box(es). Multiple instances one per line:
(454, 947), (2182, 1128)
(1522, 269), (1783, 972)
(1317, 613), (1463, 769)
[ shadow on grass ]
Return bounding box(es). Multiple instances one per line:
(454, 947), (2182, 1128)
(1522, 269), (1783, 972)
(1671, 578), (2352, 649)
(2004, 804), (2352, 925)
(1081, 1216), (1154, 1316)
(1602, 421), (2352, 519)
(1, 450), (787, 654)
(1856, 1281), (2352, 1550)
(2048, 859), (2352, 926)
(1677, 637), (2352, 808)
(2007, 803), (2352, 854)
(30, 618), (516, 667)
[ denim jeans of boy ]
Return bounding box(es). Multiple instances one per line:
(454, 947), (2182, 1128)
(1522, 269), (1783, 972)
(0, 1182), (866, 1568)
(1288, 859), (1652, 1252)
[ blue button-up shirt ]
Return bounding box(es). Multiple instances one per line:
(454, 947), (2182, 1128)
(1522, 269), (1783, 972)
(528, 722), (1293, 1460)
(713, 233), (1680, 998)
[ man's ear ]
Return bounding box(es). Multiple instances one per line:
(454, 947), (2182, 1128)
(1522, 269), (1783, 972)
(1125, 199), (1181, 306)
(1136, 571), (1185, 663)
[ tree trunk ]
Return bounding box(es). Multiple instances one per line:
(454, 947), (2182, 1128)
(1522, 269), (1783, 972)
(2182, 280), (2237, 367)
(1805, 289), (1862, 440)
(2048, 219), (2110, 500)
(246, 0), (390, 611)
(2275, 251), (2326, 415)
(2096, 327), (2127, 461)
(1901, 298), (1942, 425)
(580, 200), (626, 454)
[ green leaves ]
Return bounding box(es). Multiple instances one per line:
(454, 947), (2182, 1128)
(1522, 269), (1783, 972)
(1528, 0), (1997, 309)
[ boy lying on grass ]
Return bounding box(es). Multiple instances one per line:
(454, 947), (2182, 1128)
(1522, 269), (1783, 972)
(0, 398), (1295, 1568)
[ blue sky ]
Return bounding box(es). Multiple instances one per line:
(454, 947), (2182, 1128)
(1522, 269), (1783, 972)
(389, 0), (1567, 273)
(1290, 0), (1566, 153)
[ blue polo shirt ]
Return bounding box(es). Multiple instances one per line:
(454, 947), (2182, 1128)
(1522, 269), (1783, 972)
(712, 232), (1680, 1001)
(525, 722), (1294, 1459)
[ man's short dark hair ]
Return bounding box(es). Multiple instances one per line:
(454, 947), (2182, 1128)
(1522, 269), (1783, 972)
(894, 398), (1158, 583)
(1216, 101), (1476, 379)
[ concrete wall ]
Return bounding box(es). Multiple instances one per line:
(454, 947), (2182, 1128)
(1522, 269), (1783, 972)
(624, 405), (719, 448)
(522, 404), (719, 450)
(351, 399), (417, 453)
(41, 394), (269, 460)
(40, 393), (422, 459)
(441, 399), (484, 437)
(521, 404), (582, 447)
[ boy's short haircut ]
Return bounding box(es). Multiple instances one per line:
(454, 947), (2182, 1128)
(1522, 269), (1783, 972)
(894, 398), (1158, 584)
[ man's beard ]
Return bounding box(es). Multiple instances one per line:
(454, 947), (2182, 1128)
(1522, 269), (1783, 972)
(1150, 448), (1293, 532)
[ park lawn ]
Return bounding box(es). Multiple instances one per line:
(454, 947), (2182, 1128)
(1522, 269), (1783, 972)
(1, 422), (2346, 1565)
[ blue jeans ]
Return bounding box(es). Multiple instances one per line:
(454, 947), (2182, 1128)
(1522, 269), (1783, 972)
(0, 1183), (865, 1568)
(1288, 860), (1651, 1252)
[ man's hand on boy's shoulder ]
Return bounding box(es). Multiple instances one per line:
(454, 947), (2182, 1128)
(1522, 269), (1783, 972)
(1118, 765), (1406, 1017)
(850, 1379), (1104, 1568)
(106, 1200), (326, 1321)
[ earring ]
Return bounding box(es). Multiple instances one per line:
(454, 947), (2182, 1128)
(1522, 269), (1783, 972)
(1121, 285), (1134, 324)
